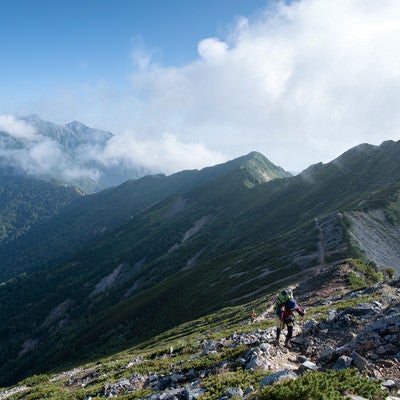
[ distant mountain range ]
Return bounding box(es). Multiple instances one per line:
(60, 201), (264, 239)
(0, 115), (151, 192)
(0, 124), (399, 386)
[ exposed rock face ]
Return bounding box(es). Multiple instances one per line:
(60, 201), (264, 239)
(346, 209), (400, 274)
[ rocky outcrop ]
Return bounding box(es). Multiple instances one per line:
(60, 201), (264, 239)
(345, 209), (400, 274)
(27, 291), (398, 400)
(2, 267), (399, 399)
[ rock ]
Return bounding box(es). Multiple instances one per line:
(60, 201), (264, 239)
(259, 343), (271, 353)
(302, 360), (319, 370)
(383, 343), (399, 354)
(243, 385), (254, 397)
(245, 353), (270, 371)
(351, 351), (368, 371)
(200, 340), (219, 356)
(244, 346), (271, 371)
(301, 320), (318, 336)
(296, 355), (308, 363)
(333, 355), (353, 370)
(259, 370), (298, 388)
(326, 309), (338, 322)
(369, 352), (379, 360)
(297, 360), (319, 374)
(170, 373), (185, 384)
(377, 345), (388, 355)
(291, 336), (305, 345)
(225, 387), (244, 398)
(159, 387), (185, 399)
(187, 369), (196, 380)
(351, 302), (383, 315)
(319, 346), (336, 362)
(335, 344), (352, 356)
(382, 379), (397, 390)
(184, 385), (207, 399)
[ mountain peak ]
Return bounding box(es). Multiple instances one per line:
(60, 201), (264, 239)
(238, 151), (291, 185)
(65, 120), (89, 130)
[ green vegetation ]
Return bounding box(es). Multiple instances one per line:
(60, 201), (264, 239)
(0, 171), (81, 244)
(1, 141), (400, 387)
(0, 286), (388, 400)
(385, 187), (400, 224)
(346, 259), (384, 290)
(200, 369), (265, 399)
(0, 151), (289, 281)
(257, 369), (384, 400)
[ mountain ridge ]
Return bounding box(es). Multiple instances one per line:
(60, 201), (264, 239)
(0, 139), (399, 387)
(0, 151), (288, 281)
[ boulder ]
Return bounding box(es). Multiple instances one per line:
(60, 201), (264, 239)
(225, 387), (244, 398)
(184, 385), (207, 399)
(319, 346), (336, 362)
(333, 355), (352, 370)
(351, 351), (368, 371)
(259, 370), (298, 388)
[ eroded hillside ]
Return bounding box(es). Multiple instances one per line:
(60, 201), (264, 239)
(345, 210), (400, 274)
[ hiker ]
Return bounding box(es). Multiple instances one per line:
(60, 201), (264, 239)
(250, 309), (257, 324)
(274, 289), (305, 347)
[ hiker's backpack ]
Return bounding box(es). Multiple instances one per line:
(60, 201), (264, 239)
(277, 288), (293, 305)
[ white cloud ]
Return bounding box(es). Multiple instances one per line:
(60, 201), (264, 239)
(0, 114), (38, 140)
(10, 0), (400, 173)
(0, 136), (99, 182)
(131, 35), (154, 71)
(198, 38), (229, 62)
(99, 131), (226, 174)
(123, 0), (400, 172)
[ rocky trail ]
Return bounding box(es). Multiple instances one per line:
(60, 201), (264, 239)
(1, 263), (399, 399)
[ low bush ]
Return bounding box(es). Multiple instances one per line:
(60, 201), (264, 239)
(256, 369), (384, 400)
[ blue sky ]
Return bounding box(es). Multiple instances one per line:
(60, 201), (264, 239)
(1, 0), (267, 107)
(1, 0), (400, 175)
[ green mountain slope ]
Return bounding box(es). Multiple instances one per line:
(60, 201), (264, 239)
(0, 142), (400, 385)
(0, 151), (289, 281)
(0, 167), (82, 244)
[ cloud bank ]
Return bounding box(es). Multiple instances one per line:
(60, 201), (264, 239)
(124, 0), (400, 171)
(0, 115), (225, 185)
(0, 115), (38, 140)
(99, 131), (225, 174)
(8, 0), (400, 174)
(0, 124), (100, 183)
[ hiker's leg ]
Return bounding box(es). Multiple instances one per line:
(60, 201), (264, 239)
(285, 324), (293, 347)
(275, 317), (283, 344)
(275, 328), (281, 344)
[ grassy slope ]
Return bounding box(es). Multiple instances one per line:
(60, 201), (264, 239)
(1, 142), (400, 384)
(0, 260), (392, 400)
(0, 152), (289, 281)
